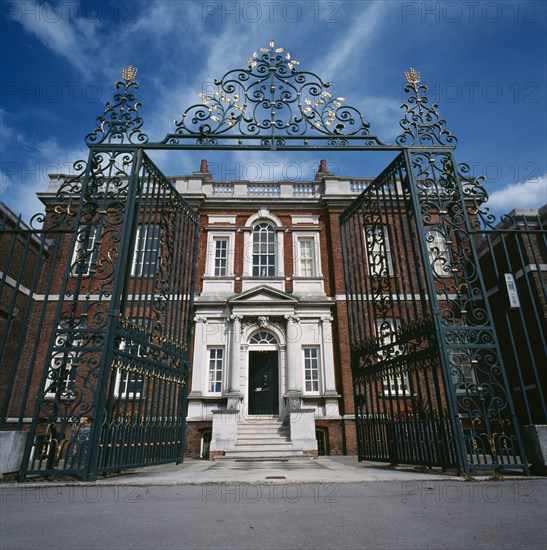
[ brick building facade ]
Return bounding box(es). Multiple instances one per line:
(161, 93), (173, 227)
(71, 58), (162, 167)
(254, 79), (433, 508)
(172, 160), (367, 458)
(33, 160), (370, 460)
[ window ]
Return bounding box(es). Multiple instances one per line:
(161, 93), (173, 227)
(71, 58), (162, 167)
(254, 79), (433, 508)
(365, 225), (393, 277)
(117, 334), (148, 359)
(375, 319), (408, 396)
(382, 375), (409, 396)
(449, 349), (476, 393)
(213, 238), (228, 276)
(205, 233), (234, 278)
(298, 237), (316, 277)
(249, 331), (278, 345)
(292, 232), (322, 283)
(375, 319), (405, 360)
(426, 229), (451, 277)
(114, 368), (144, 399)
(114, 324), (148, 399)
(71, 225), (100, 277)
(208, 348), (224, 393)
(132, 225), (161, 277)
(252, 223), (276, 277)
(303, 347), (320, 393)
(45, 329), (79, 399)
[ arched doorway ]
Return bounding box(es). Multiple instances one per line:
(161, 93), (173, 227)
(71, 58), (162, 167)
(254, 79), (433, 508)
(247, 331), (279, 415)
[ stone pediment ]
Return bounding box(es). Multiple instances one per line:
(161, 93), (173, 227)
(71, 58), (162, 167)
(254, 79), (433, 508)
(228, 285), (298, 305)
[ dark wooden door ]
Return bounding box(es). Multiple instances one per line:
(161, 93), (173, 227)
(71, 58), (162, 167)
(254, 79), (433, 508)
(248, 351), (279, 415)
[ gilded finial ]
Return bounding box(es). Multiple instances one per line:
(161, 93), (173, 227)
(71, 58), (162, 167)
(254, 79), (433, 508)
(122, 65), (138, 81)
(404, 67), (420, 85)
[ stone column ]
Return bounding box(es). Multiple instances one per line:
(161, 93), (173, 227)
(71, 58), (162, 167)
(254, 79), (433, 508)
(285, 314), (302, 406)
(187, 315), (208, 422)
(189, 316), (207, 397)
(321, 315), (338, 395)
(227, 314), (243, 399)
(321, 315), (340, 418)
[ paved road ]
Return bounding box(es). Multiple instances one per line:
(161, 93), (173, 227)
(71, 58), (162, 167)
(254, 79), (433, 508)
(2, 480), (546, 549)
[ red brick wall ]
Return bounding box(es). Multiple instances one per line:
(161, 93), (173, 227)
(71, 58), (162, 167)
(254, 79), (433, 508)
(185, 421), (212, 458)
(315, 418), (357, 455)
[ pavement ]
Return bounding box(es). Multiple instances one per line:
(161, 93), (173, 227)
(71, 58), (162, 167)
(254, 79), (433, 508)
(5, 455), (536, 487)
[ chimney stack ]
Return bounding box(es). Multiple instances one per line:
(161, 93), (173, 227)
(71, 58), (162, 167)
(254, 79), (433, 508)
(319, 159), (328, 173)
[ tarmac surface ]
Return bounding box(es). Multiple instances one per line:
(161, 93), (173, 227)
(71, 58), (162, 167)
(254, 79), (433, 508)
(2, 458), (545, 549)
(2, 469), (546, 550)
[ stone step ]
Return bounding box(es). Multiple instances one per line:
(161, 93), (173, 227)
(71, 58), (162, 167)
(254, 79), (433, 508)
(237, 434), (290, 442)
(231, 420), (295, 459)
(223, 449), (305, 458)
(237, 428), (289, 436)
(237, 422), (289, 430)
(233, 443), (294, 452)
(238, 423), (288, 429)
(219, 455), (315, 462)
(237, 433), (288, 437)
(235, 442), (291, 449)
(240, 416), (280, 421)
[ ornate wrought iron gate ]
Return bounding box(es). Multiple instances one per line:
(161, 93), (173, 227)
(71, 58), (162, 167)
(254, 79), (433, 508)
(340, 149), (529, 473)
(1, 42), (536, 478)
(2, 148), (198, 480)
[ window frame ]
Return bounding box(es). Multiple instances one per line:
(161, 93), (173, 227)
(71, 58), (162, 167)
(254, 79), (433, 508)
(131, 224), (161, 278)
(114, 368), (145, 400)
(303, 346), (320, 394)
(381, 374), (410, 397)
(205, 232), (235, 277)
(213, 237), (228, 276)
(292, 232), (322, 278)
(252, 222), (277, 277)
(207, 347), (224, 394)
(71, 225), (100, 278)
(113, 319), (150, 399)
(375, 318), (406, 360)
(365, 225), (394, 278)
(45, 328), (80, 400)
(249, 331), (278, 345)
(374, 318), (409, 397)
(448, 348), (477, 394)
(242, 212), (285, 278)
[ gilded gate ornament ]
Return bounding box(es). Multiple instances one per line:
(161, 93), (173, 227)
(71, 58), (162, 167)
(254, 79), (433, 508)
(166, 41), (382, 147)
(397, 66), (457, 146)
(86, 66), (148, 145)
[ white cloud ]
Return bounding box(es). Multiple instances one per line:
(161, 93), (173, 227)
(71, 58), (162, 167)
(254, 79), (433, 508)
(487, 174), (547, 212)
(356, 96), (402, 141)
(0, 127), (87, 221)
(0, 169), (15, 196)
(8, 1), (100, 74)
(313, 2), (389, 80)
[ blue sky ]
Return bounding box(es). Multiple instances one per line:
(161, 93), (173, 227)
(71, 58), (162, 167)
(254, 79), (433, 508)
(1, 0), (546, 220)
